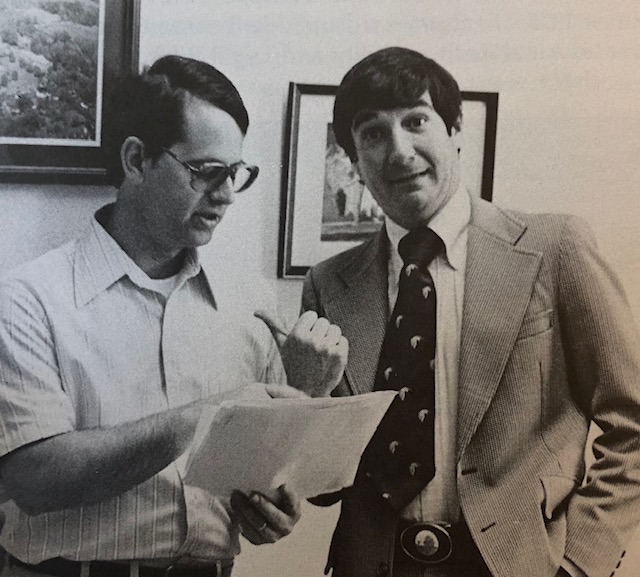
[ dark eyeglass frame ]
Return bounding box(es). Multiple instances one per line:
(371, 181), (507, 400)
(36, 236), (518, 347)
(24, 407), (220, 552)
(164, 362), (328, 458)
(160, 148), (259, 193)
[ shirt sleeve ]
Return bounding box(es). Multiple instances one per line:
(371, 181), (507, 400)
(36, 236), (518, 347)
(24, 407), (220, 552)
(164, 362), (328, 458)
(0, 277), (76, 458)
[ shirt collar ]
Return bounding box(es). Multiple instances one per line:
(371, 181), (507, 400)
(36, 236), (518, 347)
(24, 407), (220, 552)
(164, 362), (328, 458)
(385, 183), (471, 271)
(74, 204), (205, 307)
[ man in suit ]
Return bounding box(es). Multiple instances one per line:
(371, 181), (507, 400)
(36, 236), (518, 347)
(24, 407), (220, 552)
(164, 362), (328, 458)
(302, 47), (640, 577)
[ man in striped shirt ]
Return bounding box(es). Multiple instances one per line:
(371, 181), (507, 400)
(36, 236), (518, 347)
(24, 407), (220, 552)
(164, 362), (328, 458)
(0, 55), (347, 577)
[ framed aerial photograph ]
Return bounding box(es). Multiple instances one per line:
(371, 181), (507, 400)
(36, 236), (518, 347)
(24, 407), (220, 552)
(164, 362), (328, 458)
(278, 82), (499, 279)
(0, 0), (140, 184)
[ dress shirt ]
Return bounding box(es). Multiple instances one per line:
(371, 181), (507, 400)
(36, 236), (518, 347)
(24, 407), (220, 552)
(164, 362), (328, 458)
(385, 185), (470, 524)
(0, 205), (284, 564)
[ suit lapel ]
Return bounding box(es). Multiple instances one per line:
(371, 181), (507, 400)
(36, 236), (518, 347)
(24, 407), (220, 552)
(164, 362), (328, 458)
(323, 231), (388, 396)
(456, 200), (543, 461)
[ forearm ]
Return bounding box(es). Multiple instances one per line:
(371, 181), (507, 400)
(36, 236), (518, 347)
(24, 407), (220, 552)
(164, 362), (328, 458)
(0, 402), (200, 515)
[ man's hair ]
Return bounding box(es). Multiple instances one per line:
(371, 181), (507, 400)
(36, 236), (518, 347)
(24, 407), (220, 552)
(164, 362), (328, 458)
(333, 47), (462, 161)
(103, 55), (249, 186)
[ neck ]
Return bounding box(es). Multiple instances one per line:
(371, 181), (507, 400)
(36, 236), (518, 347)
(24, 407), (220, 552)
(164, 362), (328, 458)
(106, 196), (184, 279)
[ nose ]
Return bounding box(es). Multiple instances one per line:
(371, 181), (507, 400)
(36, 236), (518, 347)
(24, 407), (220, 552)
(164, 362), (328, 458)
(208, 178), (235, 204)
(387, 127), (415, 166)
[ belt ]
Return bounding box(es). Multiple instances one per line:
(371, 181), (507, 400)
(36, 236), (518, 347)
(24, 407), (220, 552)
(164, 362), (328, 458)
(7, 556), (233, 577)
(394, 518), (487, 569)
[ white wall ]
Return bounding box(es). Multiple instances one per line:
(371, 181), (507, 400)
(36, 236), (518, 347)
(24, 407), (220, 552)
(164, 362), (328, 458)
(0, 1), (638, 575)
(139, 0), (640, 325)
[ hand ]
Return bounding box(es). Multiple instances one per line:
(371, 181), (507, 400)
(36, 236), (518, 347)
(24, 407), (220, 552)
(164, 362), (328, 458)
(255, 310), (348, 397)
(264, 384), (309, 399)
(230, 484), (301, 545)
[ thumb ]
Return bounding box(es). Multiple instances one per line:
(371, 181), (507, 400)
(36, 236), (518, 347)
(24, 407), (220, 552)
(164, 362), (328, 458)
(254, 309), (288, 349)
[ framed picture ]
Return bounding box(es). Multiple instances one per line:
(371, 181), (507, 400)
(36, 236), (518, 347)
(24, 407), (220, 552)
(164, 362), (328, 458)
(0, 0), (140, 184)
(278, 83), (499, 279)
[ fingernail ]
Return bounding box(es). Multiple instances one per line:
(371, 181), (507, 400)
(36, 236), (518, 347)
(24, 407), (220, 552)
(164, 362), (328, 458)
(251, 493), (260, 503)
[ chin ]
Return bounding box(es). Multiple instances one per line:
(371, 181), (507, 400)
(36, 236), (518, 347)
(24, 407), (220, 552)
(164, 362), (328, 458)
(189, 228), (216, 248)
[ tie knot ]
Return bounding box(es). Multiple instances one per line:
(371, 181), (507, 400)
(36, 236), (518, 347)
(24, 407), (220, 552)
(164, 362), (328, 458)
(398, 228), (442, 268)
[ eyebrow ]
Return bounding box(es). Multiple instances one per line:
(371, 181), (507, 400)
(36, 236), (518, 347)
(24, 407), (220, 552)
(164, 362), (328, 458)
(351, 98), (435, 131)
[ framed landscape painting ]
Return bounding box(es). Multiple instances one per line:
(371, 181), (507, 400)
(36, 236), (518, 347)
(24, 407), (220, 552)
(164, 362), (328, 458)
(0, 0), (140, 184)
(278, 82), (499, 279)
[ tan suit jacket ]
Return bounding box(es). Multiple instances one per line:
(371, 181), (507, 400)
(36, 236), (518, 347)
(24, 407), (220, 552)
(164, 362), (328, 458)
(302, 197), (640, 577)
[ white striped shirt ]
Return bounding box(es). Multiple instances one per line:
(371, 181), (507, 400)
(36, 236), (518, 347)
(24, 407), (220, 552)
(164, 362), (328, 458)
(0, 206), (284, 564)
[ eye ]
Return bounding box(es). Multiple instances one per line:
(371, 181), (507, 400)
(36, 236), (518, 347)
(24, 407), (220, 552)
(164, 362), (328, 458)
(192, 162), (228, 179)
(357, 125), (385, 144)
(404, 114), (429, 131)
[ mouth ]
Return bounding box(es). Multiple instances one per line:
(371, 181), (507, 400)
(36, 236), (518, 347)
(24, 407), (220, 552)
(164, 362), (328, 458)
(387, 168), (431, 185)
(193, 211), (223, 225)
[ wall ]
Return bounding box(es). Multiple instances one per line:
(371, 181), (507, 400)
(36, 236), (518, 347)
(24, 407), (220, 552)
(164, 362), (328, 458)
(0, 0), (639, 575)
(138, 0), (640, 324)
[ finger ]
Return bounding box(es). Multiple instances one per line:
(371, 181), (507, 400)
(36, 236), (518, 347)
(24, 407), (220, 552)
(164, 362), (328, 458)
(337, 336), (349, 362)
(249, 488), (300, 536)
(230, 491), (274, 544)
(309, 317), (331, 340)
(276, 484), (302, 520)
(338, 335), (349, 355)
(289, 310), (319, 336)
(264, 384), (308, 399)
(238, 516), (278, 545)
(254, 309), (288, 349)
(325, 324), (343, 346)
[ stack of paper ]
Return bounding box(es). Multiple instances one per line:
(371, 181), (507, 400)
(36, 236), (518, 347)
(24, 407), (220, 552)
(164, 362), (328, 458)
(183, 391), (396, 500)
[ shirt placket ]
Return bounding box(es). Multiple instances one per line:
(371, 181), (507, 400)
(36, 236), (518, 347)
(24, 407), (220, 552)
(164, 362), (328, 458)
(160, 284), (207, 556)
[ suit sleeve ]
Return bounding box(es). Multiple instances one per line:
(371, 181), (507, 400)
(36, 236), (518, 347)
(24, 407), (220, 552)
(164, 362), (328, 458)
(302, 269), (351, 507)
(558, 216), (640, 576)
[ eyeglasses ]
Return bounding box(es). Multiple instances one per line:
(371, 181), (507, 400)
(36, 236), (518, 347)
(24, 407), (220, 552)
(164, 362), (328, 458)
(161, 148), (259, 193)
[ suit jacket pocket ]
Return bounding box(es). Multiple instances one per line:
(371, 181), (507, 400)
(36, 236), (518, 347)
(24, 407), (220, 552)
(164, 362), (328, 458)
(517, 309), (553, 341)
(541, 474), (579, 519)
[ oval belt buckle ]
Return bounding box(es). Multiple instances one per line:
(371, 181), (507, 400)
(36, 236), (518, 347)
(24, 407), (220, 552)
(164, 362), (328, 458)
(400, 522), (453, 564)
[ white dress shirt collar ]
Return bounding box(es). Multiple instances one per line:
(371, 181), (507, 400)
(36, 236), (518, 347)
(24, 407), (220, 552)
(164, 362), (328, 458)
(385, 184), (471, 272)
(74, 204), (205, 307)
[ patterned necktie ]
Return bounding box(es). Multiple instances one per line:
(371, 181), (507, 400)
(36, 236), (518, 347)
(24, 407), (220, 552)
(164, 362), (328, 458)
(356, 227), (442, 510)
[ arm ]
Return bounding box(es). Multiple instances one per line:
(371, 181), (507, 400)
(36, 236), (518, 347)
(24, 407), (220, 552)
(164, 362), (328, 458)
(0, 401), (199, 515)
(0, 382), (306, 516)
(558, 217), (640, 576)
(0, 276), (306, 516)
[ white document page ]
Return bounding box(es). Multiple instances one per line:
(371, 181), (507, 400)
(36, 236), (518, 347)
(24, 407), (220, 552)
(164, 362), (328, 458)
(183, 390), (396, 500)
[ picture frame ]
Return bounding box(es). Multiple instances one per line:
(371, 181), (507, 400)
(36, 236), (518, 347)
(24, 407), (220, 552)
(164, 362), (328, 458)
(0, 0), (140, 185)
(278, 82), (499, 279)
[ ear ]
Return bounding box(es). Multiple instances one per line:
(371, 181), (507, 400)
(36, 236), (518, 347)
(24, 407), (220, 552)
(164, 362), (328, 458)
(450, 121), (462, 155)
(351, 158), (365, 185)
(120, 136), (147, 184)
